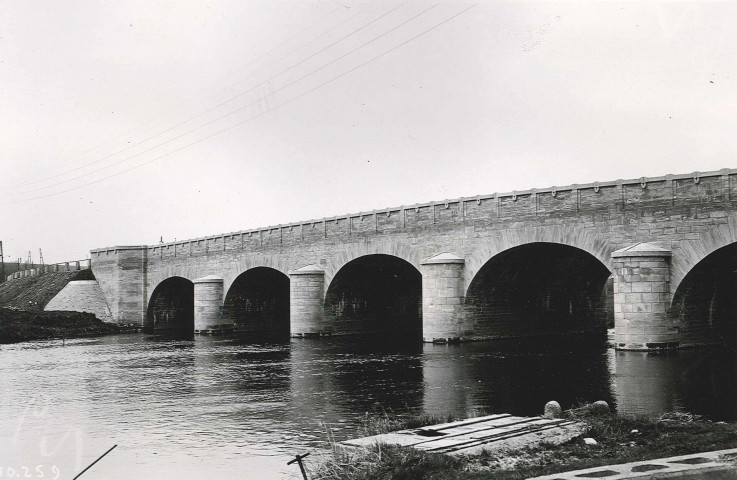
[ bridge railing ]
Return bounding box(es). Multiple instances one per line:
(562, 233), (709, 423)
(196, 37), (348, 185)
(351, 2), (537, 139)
(4, 259), (91, 282)
(91, 167), (737, 259)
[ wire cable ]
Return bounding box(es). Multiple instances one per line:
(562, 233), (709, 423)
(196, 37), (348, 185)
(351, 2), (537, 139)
(11, 3), (435, 195)
(14, 3), (350, 188)
(10, 3), (400, 194)
(3, 4), (477, 205)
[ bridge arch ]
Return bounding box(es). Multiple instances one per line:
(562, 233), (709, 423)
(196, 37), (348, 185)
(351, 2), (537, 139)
(223, 266), (290, 338)
(221, 256), (290, 295)
(147, 268), (198, 304)
(323, 239), (422, 290)
(670, 216), (737, 296)
(145, 276), (194, 331)
(465, 239), (612, 339)
(464, 226), (613, 294)
(671, 240), (737, 344)
(324, 253), (422, 336)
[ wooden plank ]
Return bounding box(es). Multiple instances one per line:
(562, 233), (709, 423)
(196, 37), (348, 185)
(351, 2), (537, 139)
(428, 421), (580, 454)
(338, 413), (584, 456)
(413, 413), (512, 432)
(409, 417), (566, 448)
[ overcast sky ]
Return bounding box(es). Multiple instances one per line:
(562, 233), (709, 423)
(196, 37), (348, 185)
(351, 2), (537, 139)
(1, 1), (736, 263)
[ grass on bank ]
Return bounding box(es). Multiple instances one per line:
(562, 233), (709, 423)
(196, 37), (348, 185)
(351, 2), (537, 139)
(310, 406), (737, 480)
(356, 405), (460, 437)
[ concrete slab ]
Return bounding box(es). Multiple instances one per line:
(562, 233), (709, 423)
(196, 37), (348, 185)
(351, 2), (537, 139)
(339, 414), (585, 455)
(528, 448), (737, 479)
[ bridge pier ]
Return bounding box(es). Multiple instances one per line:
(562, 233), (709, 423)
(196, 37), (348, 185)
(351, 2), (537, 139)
(289, 265), (330, 337)
(612, 243), (675, 350)
(421, 253), (468, 343)
(194, 275), (231, 333)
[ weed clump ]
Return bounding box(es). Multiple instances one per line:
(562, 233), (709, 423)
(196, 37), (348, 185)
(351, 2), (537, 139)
(357, 405), (458, 437)
(311, 404), (737, 480)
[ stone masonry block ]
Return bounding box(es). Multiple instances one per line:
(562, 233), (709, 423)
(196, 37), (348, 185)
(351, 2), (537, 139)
(631, 282), (652, 293)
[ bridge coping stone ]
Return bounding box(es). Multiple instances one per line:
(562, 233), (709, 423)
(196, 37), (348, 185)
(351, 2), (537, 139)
(193, 275), (223, 283)
(612, 242), (672, 258)
(88, 167), (737, 251)
(421, 253), (465, 265)
(289, 264), (325, 275)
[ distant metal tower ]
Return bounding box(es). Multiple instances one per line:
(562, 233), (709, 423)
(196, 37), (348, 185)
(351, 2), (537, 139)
(0, 241), (5, 282)
(39, 248), (44, 267)
(27, 250), (32, 270)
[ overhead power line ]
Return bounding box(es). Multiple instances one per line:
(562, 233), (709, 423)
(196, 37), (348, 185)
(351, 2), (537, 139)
(10, 3), (397, 195)
(10, 3), (434, 196)
(3, 3), (477, 205)
(14, 3), (351, 189)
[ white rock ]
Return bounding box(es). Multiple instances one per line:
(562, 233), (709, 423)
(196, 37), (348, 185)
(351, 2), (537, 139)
(544, 401), (562, 419)
(592, 400), (610, 414)
(584, 437), (598, 445)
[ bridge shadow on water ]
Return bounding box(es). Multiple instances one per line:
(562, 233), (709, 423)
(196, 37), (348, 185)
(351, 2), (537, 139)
(611, 343), (737, 421)
(130, 326), (737, 425)
(282, 330), (616, 420)
(418, 332), (616, 418)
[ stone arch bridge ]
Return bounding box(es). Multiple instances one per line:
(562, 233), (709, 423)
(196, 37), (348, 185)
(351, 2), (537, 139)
(91, 168), (737, 350)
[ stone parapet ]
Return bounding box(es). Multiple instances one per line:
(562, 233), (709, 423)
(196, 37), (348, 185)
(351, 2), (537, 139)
(90, 168), (737, 257)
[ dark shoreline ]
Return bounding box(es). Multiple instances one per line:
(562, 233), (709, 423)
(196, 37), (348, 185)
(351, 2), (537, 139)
(0, 307), (119, 344)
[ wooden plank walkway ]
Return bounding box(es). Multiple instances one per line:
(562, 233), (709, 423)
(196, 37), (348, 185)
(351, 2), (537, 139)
(339, 414), (585, 455)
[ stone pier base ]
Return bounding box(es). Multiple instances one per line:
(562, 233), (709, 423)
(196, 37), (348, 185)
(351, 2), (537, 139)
(194, 275), (232, 333)
(289, 265), (330, 337)
(612, 243), (676, 350)
(420, 253), (468, 343)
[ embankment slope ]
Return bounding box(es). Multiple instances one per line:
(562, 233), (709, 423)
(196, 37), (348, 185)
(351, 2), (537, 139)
(0, 270), (95, 311)
(0, 270), (117, 344)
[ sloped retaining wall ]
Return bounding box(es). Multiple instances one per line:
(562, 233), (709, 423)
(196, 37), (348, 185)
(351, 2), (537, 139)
(44, 280), (114, 323)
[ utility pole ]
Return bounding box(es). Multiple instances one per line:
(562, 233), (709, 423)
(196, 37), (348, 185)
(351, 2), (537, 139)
(0, 241), (5, 282)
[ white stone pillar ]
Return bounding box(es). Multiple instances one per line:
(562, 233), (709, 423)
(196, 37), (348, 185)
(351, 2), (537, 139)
(612, 242), (675, 350)
(289, 265), (328, 337)
(194, 275), (227, 333)
(420, 253), (467, 343)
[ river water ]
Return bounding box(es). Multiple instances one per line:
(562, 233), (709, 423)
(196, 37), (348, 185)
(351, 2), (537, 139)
(2, 333), (737, 480)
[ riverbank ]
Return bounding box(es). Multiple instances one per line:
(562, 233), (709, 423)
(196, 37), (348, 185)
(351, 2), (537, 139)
(312, 406), (737, 479)
(0, 307), (119, 344)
